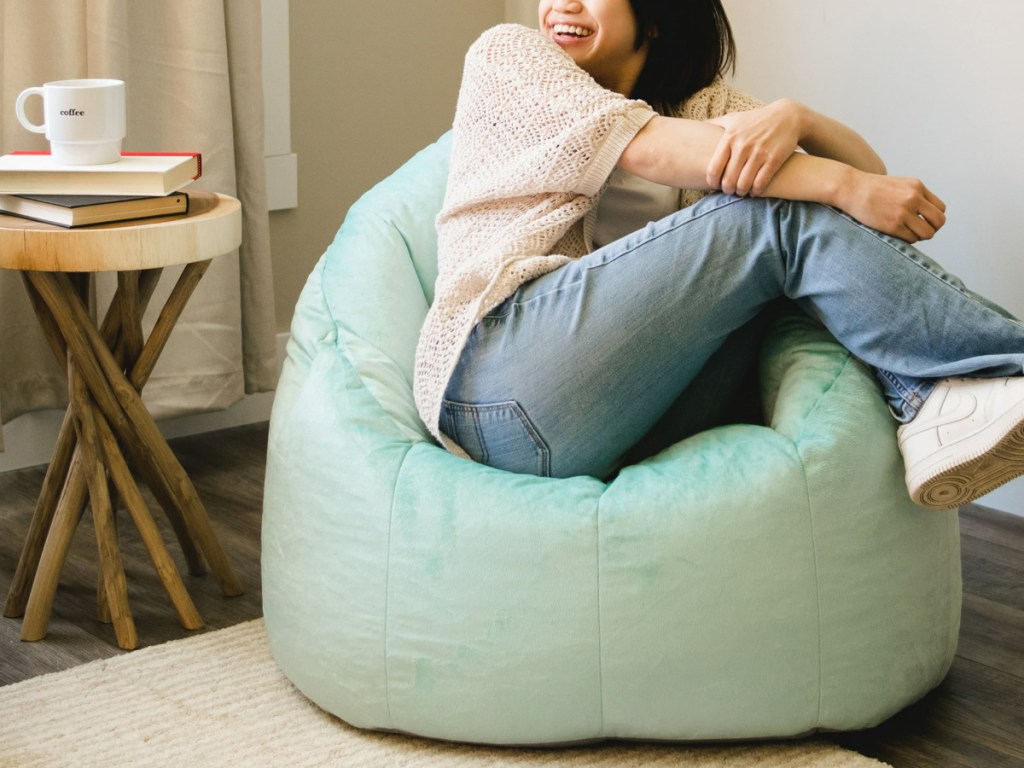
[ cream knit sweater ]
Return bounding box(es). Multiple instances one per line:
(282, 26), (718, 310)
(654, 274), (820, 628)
(413, 24), (762, 456)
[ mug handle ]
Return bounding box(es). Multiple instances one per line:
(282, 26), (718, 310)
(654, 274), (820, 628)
(15, 87), (47, 133)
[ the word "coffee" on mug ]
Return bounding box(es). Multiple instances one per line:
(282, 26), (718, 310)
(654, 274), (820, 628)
(15, 78), (125, 165)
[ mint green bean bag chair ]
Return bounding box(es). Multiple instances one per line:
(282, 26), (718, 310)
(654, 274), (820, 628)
(262, 133), (961, 746)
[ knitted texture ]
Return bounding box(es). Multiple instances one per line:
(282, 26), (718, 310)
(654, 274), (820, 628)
(413, 24), (762, 454)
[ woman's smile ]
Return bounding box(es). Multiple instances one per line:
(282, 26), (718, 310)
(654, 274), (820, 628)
(539, 0), (649, 95)
(550, 23), (595, 41)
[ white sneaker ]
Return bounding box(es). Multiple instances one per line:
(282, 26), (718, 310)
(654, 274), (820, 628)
(897, 377), (1024, 509)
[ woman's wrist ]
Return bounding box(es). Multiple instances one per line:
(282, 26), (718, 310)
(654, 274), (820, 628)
(825, 163), (859, 210)
(763, 151), (858, 210)
(781, 98), (813, 144)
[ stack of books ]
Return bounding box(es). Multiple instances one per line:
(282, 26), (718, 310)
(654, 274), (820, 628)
(0, 152), (202, 227)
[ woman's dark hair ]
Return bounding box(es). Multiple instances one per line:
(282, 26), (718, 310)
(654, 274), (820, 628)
(628, 0), (736, 110)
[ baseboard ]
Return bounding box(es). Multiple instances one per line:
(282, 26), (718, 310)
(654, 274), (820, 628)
(0, 332), (289, 474)
(975, 479), (1024, 518)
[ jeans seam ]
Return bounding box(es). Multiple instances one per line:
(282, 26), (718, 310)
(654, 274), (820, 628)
(877, 368), (928, 413)
(495, 280), (584, 314)
(823, 206), (1024, 330)
(501, 196), (752, 311)
(581, 195), (749, 272)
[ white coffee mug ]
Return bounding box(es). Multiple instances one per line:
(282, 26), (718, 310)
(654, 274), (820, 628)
(15, 79), (126, 165)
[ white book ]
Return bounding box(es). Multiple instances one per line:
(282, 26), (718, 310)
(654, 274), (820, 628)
(0, 152), (202, 196)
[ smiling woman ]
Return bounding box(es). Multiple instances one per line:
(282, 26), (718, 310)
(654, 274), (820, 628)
(539, 0), (649, 96)
(262, 129), (963, 747)
(414, 0), (1024, 509)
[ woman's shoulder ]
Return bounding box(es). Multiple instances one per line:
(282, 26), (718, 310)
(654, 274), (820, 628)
(670, 78), (764, 120)
(472, 23), (550, 50)
(467, 23), (570, 70)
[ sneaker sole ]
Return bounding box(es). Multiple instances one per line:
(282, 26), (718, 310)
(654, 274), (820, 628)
(907, 416), (1024, 509)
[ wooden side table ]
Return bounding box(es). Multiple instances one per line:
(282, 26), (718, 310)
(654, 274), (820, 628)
(0, 191), (244, 650)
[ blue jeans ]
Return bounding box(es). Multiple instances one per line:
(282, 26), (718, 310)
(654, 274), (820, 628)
(441, 195), (1024, 479)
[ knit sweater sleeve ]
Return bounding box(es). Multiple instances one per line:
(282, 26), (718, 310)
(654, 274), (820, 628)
(413, 24), (655, 453)
(446, 24), (657, 206)
(674, 78), (765, 121)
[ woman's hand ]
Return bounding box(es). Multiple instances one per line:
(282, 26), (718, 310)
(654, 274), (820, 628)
(706, 99), (804, 197)
(620, 116), (941, 244)
(837, 168), (948, 243)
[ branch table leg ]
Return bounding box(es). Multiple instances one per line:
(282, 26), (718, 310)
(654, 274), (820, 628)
(70, 358), (138, 650)
(20, 446), (91, 642)
(107, 267), (204, 576)
(6, 268), (166, 618)
(95, 415), (203, 631)
(3, 409), (79, 618)
(15, 264), (242, 645)
(29, 270), (241, 596)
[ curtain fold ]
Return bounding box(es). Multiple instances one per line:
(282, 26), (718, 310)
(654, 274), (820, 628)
(0, 0), (278, 451)
(224, 0), (278, 394)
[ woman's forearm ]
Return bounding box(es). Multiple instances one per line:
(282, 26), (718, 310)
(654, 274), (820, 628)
(620, 115), (844, 202)
(618, 115), (945, 243)
(704, 99), (886, 196)
(789, 100), (887, 175)
(620, 117), (731, 190)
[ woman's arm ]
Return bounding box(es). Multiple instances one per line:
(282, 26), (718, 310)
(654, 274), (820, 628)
(619, 115), (945, 243)
(788, 101), (886, 173)
(706, 99), (886, 197)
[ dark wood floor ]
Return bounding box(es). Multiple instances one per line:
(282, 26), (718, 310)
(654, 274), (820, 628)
(0, 422), (267, 682)
(1, 421), (1021, 767)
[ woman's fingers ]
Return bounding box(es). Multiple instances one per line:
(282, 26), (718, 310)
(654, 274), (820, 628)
(925, 187), (947, 213)
(896, 192), (948, 243)
(708, 139), (786, 197)
(905, 185), (947, 241)
(843, 173), (949, 244)
(707, 104), (801, 196)
(750, 155), (786, 197)
(706, 140), (730, 191)
(918, 198), (947, 234)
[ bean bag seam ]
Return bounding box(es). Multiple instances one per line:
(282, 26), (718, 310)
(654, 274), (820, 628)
(787, 350), (855, 730)
(791, 440), (824, 731)
(321, 208), (429, 324)
(787, 350), (857, 444)
(596, 498), (606, 738)
(342, 207), (437, 308)
(382, 439), (416, 732)
(335, 321), (417, 397)
(393, 223), (434, 307)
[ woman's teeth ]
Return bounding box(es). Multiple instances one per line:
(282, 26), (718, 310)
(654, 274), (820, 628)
(552, 24), (593, 37)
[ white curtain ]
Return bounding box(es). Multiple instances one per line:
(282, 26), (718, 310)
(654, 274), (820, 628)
(0, 0), (278, 450)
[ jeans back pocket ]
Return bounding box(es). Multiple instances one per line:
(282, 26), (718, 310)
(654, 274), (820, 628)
(440, 399), (551, 477)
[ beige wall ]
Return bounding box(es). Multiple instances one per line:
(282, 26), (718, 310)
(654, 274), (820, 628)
(504, 0), (536, 27)
(268, 0), (505, 332)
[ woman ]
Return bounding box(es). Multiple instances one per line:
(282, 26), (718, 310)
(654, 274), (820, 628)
(413, 0), (1024, 509)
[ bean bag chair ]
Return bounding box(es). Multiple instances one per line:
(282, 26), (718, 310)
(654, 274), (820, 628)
(262, 132), (961, 746)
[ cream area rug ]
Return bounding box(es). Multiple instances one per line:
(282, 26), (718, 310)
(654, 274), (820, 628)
(0, 619), (890, 768)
